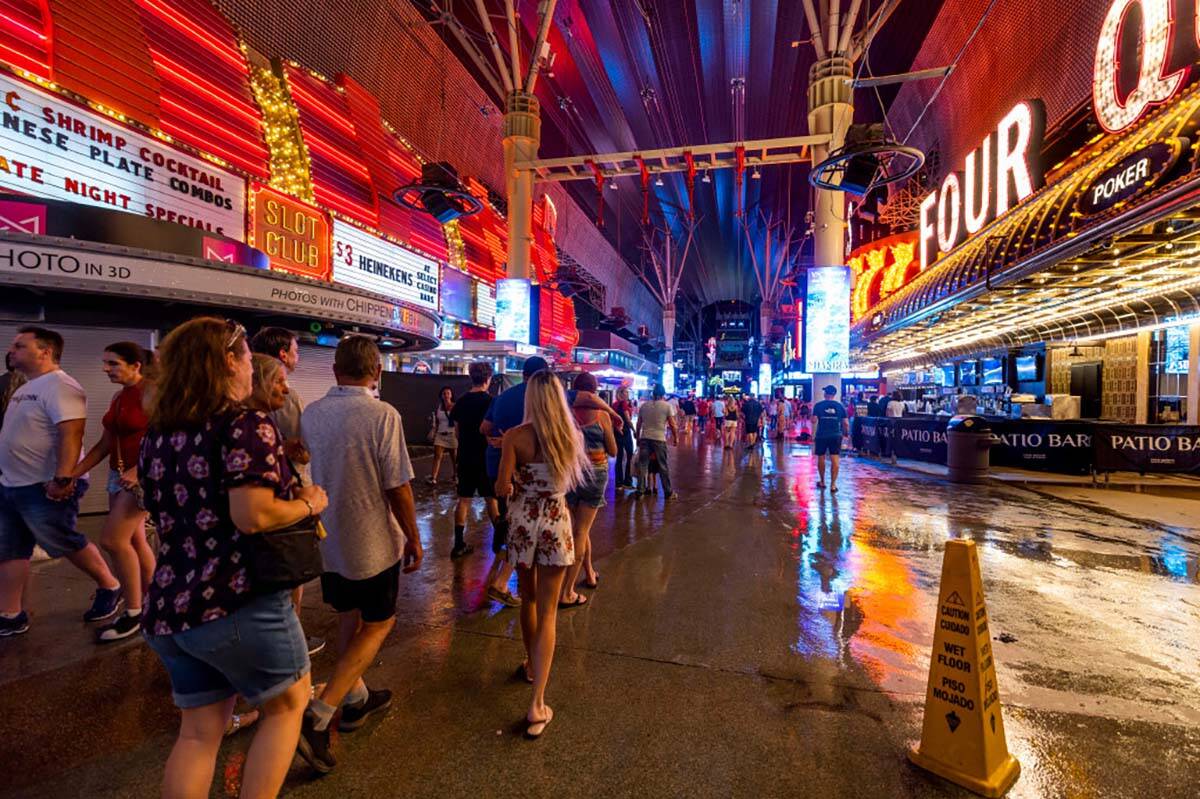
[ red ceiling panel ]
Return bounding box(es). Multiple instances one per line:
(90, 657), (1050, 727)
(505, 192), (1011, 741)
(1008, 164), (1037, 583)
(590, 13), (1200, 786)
(135, 0), (267, 178)
(285, 63), (377, 226)
(0, 0), (51, 79)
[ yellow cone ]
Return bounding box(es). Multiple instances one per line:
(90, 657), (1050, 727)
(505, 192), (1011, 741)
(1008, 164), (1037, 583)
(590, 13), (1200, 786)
(908, 539), (1020, 797)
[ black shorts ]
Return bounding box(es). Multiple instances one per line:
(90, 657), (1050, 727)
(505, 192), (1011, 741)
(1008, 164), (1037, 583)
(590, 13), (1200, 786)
(814, 436), (842, 456)
(457, 461), (495, 498)
(320, 561), (401, 623)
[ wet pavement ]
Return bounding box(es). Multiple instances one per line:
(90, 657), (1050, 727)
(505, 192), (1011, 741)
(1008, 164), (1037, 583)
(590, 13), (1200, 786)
(1, 436), (1198, 798)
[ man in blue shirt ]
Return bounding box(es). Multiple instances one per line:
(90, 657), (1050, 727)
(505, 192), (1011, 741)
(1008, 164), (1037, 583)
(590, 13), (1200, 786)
(812, 385), (849, 492)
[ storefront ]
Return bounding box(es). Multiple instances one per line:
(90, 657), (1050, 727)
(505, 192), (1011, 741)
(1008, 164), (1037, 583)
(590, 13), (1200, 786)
(850, 1), (1200, 473)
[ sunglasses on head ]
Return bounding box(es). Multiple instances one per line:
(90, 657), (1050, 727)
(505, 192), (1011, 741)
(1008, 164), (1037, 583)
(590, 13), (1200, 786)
(224, 320), (246, 350)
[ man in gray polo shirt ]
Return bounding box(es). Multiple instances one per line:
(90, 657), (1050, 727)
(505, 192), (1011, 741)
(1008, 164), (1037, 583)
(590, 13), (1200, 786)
(635, 384), (678, 499)
(296, 335), (423, 773)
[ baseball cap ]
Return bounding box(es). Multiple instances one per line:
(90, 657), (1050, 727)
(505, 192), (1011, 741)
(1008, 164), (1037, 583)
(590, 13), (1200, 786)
(522, 356), (550, 377)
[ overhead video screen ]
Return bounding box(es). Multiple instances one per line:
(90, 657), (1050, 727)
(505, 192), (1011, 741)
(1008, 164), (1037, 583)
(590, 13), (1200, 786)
(803, 267), (851, 373)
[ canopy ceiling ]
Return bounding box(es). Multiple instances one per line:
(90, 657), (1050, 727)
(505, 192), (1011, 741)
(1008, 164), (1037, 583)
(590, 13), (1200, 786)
(414, 0), (945, 310)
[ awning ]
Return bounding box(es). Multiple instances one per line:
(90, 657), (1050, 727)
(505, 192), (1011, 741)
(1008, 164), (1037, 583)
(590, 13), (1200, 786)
(0, 232), (441, 348)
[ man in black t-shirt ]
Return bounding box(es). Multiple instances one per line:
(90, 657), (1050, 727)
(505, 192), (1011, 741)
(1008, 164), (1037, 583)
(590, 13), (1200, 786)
(742, 396), (764, 446)
(450, 361), (517, 606)
(680, 394), (697, 435)
(812, 385), (849, 492)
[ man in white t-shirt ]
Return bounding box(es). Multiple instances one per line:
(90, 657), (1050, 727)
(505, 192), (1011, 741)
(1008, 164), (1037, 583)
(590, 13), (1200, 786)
(635, 385), (678, 499)
(0, 327), (120, 637)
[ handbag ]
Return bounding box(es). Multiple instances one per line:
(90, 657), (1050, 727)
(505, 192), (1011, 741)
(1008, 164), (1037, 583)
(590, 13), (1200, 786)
(244, 457), (324, 593)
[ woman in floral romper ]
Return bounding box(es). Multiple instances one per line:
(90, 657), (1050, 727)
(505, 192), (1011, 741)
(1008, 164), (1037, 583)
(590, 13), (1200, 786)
(496, 370), (590, 739)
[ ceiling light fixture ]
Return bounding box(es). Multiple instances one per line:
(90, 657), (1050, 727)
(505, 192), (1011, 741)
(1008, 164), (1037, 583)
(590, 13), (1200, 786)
(751, 168), (762, 180)
(702, 170), (712, 183)
(608, 178), (618, 190)
(654, 175), (664, 187)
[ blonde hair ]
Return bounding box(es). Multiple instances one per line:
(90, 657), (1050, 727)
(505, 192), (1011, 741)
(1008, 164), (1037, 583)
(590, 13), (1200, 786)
(249, 353), (285, 412)
(522, 370), (589, 493)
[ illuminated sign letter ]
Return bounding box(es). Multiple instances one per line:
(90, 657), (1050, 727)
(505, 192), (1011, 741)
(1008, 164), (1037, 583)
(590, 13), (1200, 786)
(963, 136), (992, 234)
(919, 191), (939, 270)
(936, 172), (963, 254)
(1093, 0), (1183, 134)
(995, 101), (1044, 217)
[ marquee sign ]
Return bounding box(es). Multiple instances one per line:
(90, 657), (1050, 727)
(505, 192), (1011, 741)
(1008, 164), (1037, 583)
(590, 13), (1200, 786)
(1092, 0), (1197, 134)
(331, 220), (439, 311)
(0, 73), (245, 239)
(919, 101), (1046, 269)
(0, 237), (438, 341)
(248, 184), (331, 280)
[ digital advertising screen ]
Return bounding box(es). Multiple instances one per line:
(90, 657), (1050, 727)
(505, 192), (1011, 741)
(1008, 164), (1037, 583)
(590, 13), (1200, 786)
(439, 266), (473, 322)
(803, 267), (851, 373)
(940, 364), (957, 386)
(960, 360), (978, 386)
(982, 358), (1004, 385)
(1015, 355), (1039, 381)
(495, 278), (532, 343)
(1166, 325), (1189, 374)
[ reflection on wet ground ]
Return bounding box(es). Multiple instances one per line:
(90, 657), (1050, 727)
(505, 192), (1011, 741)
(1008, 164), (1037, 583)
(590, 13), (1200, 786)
(1, 437), (1197, 798)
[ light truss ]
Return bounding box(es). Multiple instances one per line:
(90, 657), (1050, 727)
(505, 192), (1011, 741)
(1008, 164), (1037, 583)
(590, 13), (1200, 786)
(517, 134), (831, 182)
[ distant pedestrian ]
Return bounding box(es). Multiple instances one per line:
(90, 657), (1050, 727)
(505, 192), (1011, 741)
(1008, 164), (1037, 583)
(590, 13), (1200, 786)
(298, 335), (423, 773)
(612, 386), (636, 490)
(722, 396), (739, 449)
(742, 395), (764, 447)
(0, 327), (121, 637)
(70, 342), (155, 643)
(428, 386), (457, 486)
(813, 385), (849, 491)
(495, 370), (590, 738)
(0, 352), (25, 423)
(140, 317), (327, 798)
(885, 390), (906, 418)
(451, 361), (517, 604)
(561, 372), (617, 606)
(636, 385), (678, 498)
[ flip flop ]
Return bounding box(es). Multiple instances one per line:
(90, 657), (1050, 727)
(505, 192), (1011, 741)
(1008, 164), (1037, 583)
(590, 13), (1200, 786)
(514, 661), (534, 684)
(558, 593), (589, 609)
(525, 706), (553, 739)
(578, 576), (599, 589)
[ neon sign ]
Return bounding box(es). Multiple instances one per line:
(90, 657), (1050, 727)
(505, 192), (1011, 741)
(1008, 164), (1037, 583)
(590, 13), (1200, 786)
(1093, 0), (1187, 134)
(918, 101), (1045, 269)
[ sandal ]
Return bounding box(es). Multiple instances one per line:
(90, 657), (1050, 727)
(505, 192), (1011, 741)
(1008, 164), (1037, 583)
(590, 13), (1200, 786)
(224, 709), (260, 737)
(525, 706), (553, 739)
(514, 661), (534, 684)
(558, 593), (589, 609)
(578, 574), (599, 589)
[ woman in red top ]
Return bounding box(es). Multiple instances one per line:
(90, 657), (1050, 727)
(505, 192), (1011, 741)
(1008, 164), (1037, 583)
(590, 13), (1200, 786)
(72, 342), (154, 642)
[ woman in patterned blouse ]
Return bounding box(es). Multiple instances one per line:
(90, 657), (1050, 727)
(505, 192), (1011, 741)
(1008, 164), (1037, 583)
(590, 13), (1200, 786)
(139, 317), (328, 798)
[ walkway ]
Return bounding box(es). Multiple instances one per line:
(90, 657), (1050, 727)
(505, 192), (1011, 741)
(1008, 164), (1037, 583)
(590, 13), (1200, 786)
(2, 436), (1197, 798)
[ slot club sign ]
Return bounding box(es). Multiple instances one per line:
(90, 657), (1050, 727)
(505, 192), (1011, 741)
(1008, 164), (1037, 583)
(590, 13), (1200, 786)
(0, 73), (245, 238)
(332, 220), (439, 311)
(248, 183), (331, 280)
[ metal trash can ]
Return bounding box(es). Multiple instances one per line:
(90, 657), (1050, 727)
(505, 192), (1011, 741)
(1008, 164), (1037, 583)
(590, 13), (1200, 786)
(946, 415), (992, 484)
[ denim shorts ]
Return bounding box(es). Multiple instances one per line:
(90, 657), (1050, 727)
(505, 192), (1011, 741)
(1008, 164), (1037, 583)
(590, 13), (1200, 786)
(566, 463), (609, 509)
(0, 479), (89, 560)
(144, 590), (310, 709)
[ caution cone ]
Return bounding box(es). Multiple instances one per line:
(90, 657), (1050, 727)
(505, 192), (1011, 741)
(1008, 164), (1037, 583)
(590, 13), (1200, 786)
(908, 539), (1020, 797)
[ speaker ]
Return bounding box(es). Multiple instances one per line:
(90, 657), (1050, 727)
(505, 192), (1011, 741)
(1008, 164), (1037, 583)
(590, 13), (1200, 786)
(841, 152), (880, 196)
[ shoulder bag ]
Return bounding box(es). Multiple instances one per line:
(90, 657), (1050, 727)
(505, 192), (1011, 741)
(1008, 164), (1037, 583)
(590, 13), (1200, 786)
(243, 450), (325, 594)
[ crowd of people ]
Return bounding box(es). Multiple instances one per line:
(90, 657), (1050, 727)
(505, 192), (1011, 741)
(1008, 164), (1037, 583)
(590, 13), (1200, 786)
(0, 319), (861, 797)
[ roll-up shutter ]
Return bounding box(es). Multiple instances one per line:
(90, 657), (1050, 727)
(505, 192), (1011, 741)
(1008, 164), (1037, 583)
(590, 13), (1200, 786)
(0, 322), (156, 514)
(285, 344), (337, 411)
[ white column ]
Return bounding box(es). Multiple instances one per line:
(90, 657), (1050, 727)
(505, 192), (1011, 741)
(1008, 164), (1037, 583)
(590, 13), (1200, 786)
(503, 92), (540, 280)
(806, 56), (854, 399)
